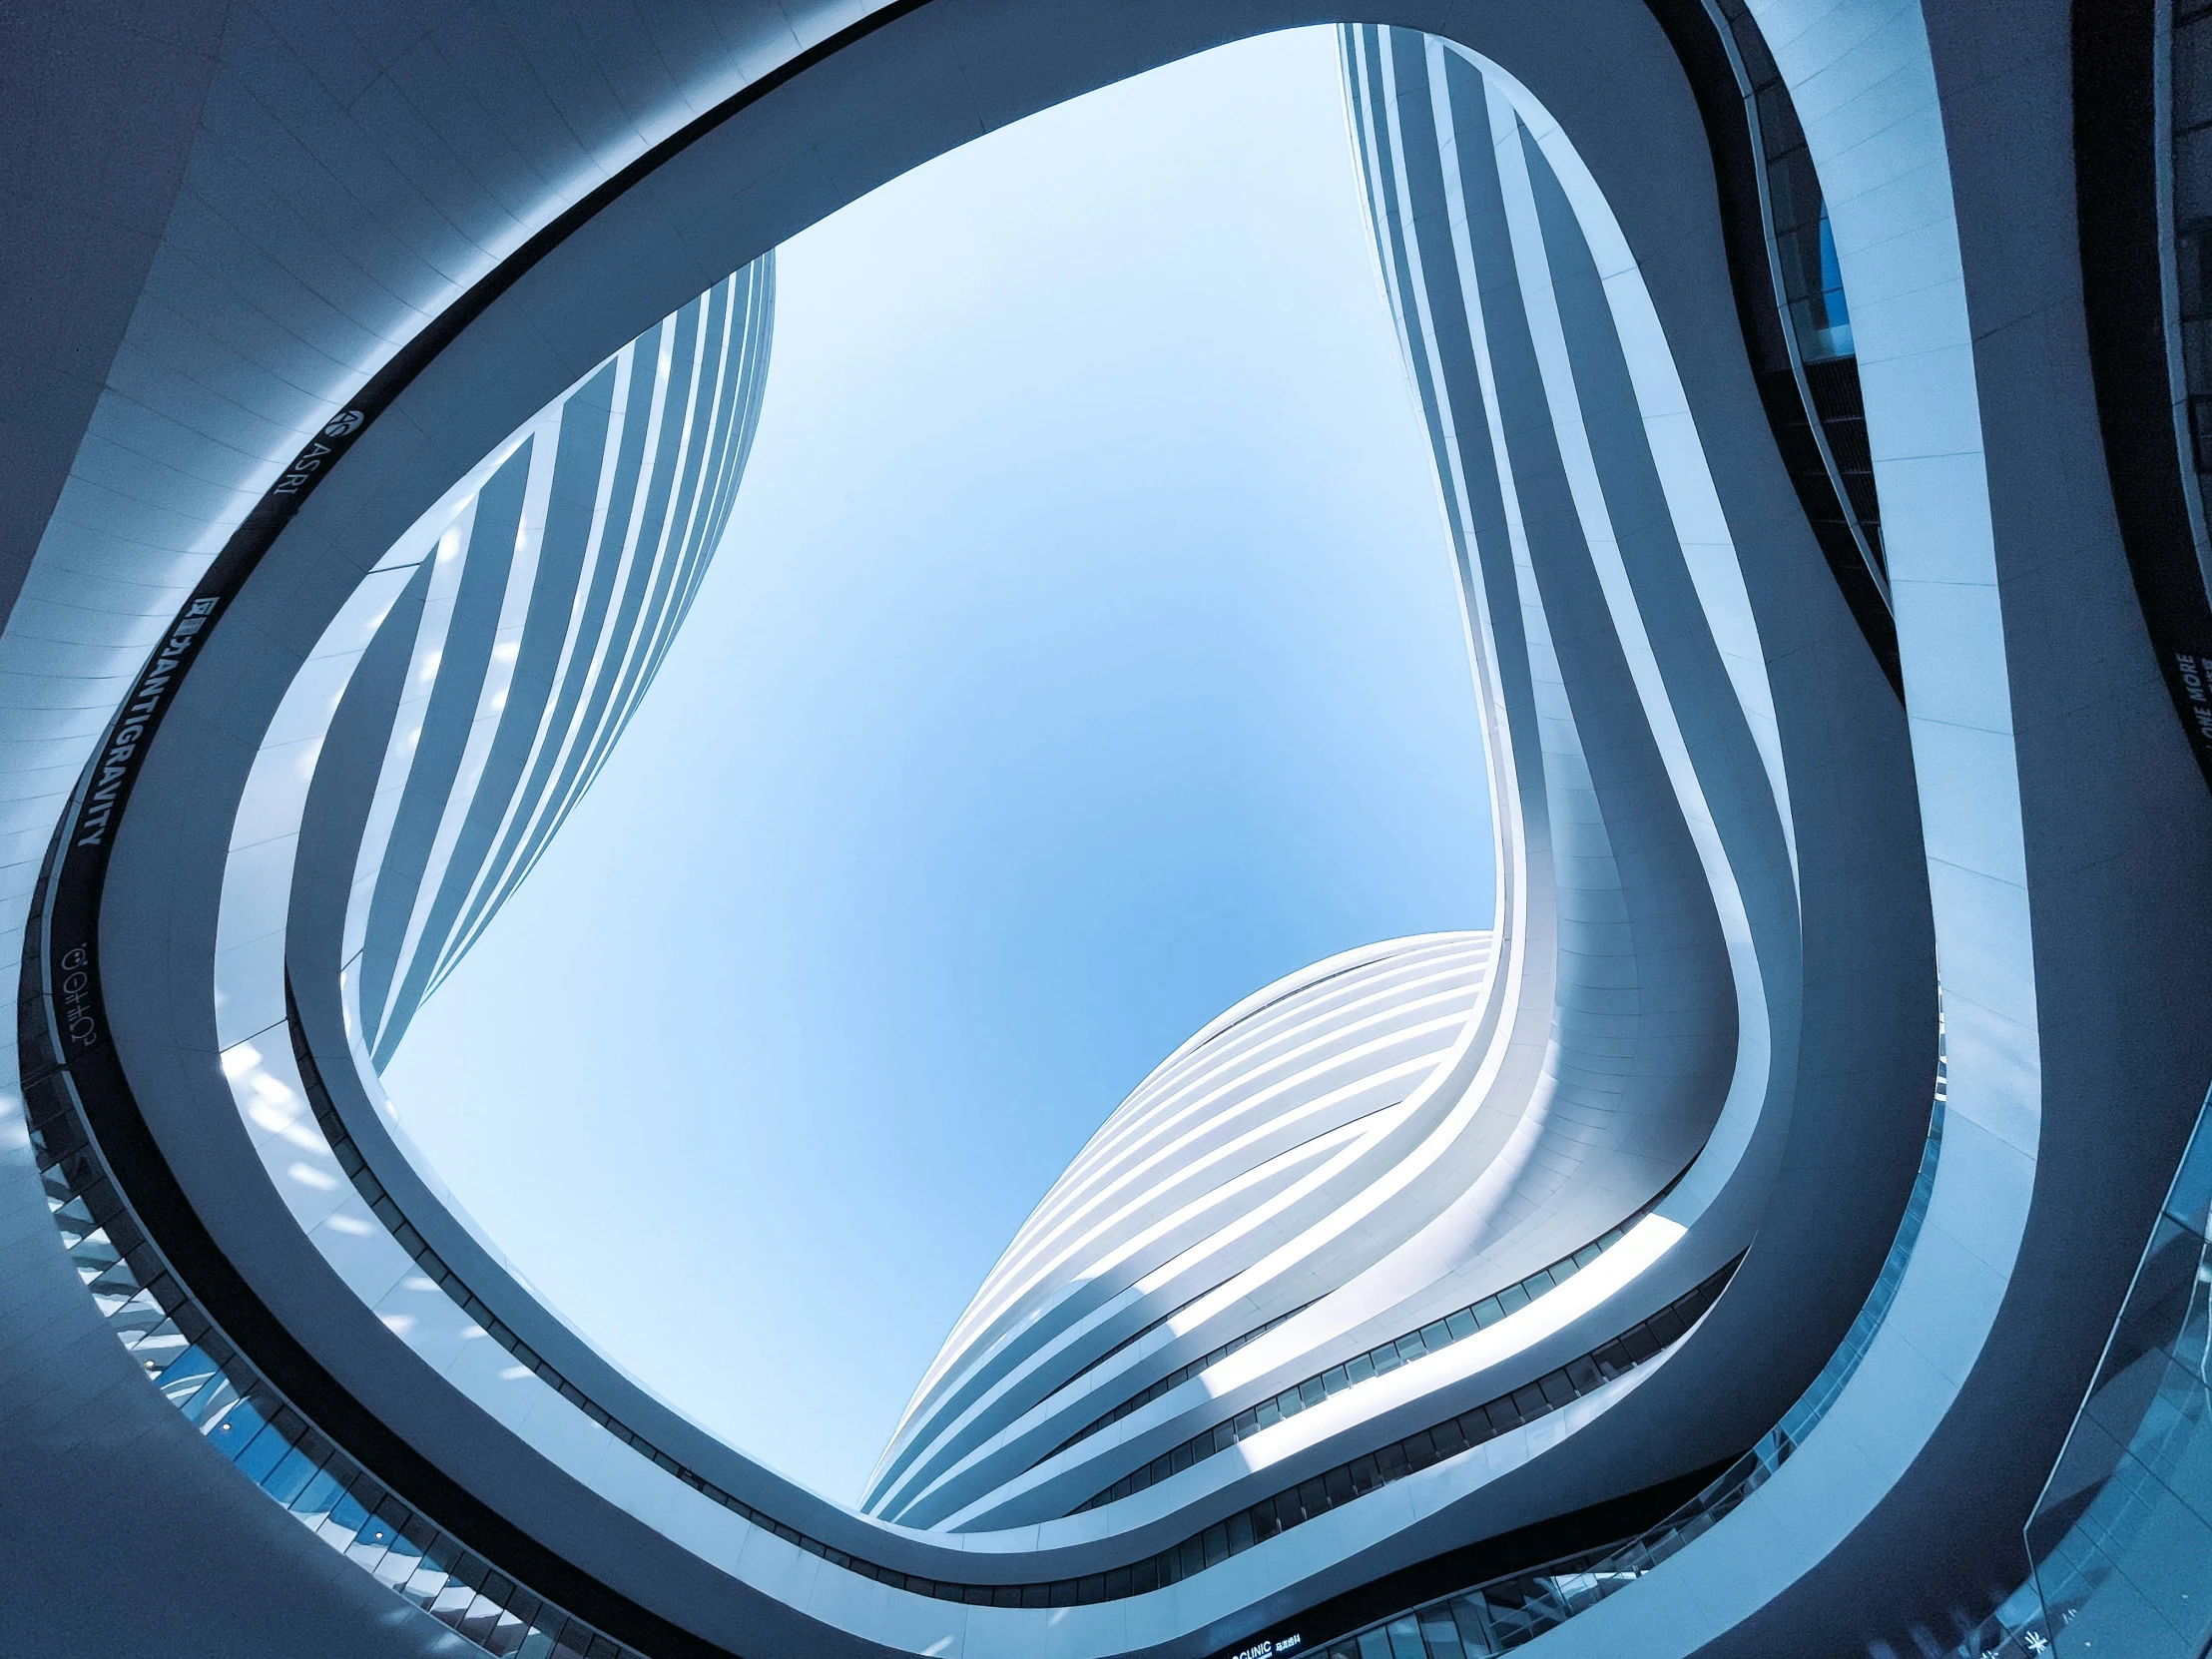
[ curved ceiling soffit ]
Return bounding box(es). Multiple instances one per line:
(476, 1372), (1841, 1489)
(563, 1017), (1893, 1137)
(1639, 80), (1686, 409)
(12, 1), (1964, 1656)
(268, 6), (1790, 1545)
(1489, 1), (2042, 1651)
(88, 0), (1809, 1518)
(94, 0), (1779, 1384)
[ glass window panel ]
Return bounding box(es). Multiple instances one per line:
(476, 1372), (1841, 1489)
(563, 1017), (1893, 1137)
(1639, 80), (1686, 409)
(325, 1480), (373, 1540)
(179, 1374), (241, 1426)
(339, 1521), (397, 1582)
(1419, 1612), (1467, 1658)
(464, 1601), (519, 1654)
(260, 1442), (323, 1508)
(153, 1341), (218, 1388)
(127, 1319), (190, 1368)
(373, 1533), (424, 1591)
(289, 1464), (349, 1524)
(548, 1619), (598, 1659)
(1451, 1594), (1500, 1653)
(430, 1579), (480, 1624)
(206, 1390), (271, 1457)
(232, 1417), (293, 1483)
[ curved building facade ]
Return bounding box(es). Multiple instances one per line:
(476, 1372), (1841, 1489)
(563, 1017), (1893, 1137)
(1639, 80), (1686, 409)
(3, 4), (2209, 1659)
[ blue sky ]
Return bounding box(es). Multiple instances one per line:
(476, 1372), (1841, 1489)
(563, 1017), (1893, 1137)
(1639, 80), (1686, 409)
(381, 25), (1490, 1505)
